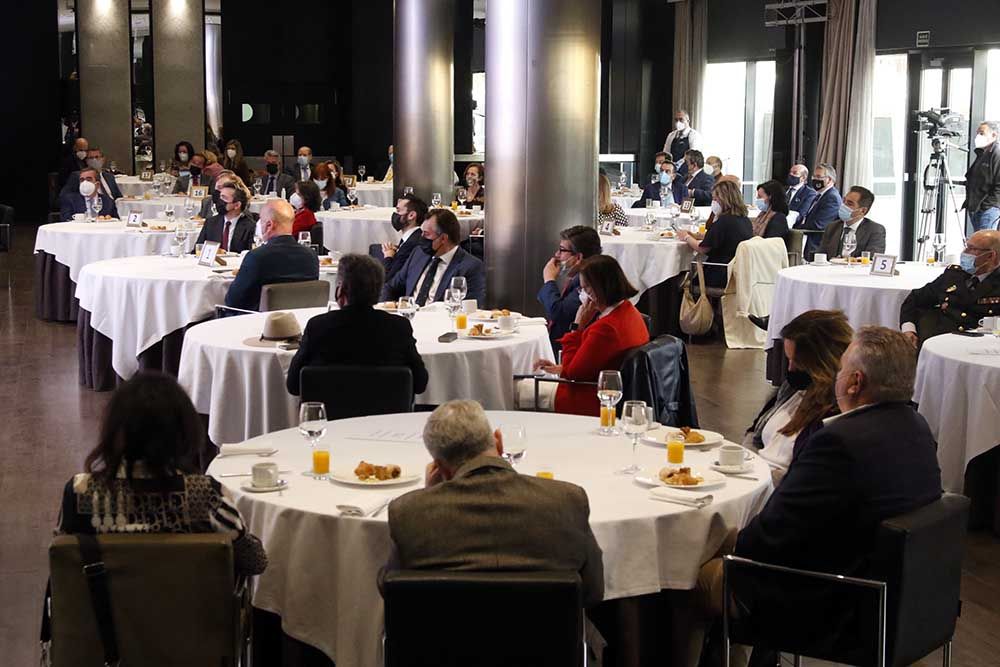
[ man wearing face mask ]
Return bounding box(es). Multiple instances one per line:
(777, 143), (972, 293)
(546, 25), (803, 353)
(662, 110), (703, 169)
(900, 229), (1000, 346)
(59, 147), (123, 201)
(381, 208), (486, 306)
(785, 164), (818, 214)
(260, 150), (296, 199)
(817, 186), (886, 259)
(59, 167), (119, 221)
(59, 137), (90, 188)
(383, 144), (394, 182)
(538, 225), (602, 350)
(172, 152), (216, 194)
(794, 162), (843, 260)
(681, 150), (714, 206)
(194, 183), (255, 254)
(633, 153), (683, 207)
(284, 146), (315, 181)
(380, 195), (428, 282)
(964, 121), (1000, 232)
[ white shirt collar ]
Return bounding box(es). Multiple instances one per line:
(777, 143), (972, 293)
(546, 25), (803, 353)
(789, 181), (804, 193)
(687, 168), (703, 181)
(822, 401), (880, 426)
(844, 218), (863, 233)
(436, 245), (459, 266)
(819, 184), (834, 195)
(401, 227), (419, 243)
(599, 300), (624, 319)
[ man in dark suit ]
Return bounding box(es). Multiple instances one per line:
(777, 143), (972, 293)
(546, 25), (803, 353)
(225, 199), (319, 311)
(818, 186), (886, 259)
(284, 146), (316, 181)
(58, 137), (89, 188)
(59, 147), (124, 201)
(286, 254), (428, 396)
(261, 150), (296, 198)
(195, 183), (255, 253)
(381, 208), (487, 305)
(681, 149), (715, 206)
(59, 167), (119, 221)
(679, 327), (942, 667)
(538, 225), (602, 350)
(795, 162), (843, 259)
(172, 152), (215, 195)
(380, 194), (428, 283)
(785, 163), (818, 215)
(633, 155), (687, 207)
(900, 230), (1000, 345)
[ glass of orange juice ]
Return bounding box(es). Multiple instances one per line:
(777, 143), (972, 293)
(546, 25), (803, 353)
(600, 405), (617, 429)
(667, 440), (685, 464)
(311, 449), (330, 480)
(455, 312), (468, 330)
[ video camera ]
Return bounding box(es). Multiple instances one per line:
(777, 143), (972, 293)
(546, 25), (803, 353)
(915, 108), (964, 139)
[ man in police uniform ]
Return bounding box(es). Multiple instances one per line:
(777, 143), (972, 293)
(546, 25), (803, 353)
(900, 230), (1000, 346)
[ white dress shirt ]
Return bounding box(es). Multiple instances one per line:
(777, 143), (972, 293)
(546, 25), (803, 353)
(758, 390), (805, 473)
(662, 127), (703, 156)
(400, 227), (419, 245)
(412, 245), (458, 302)
(221, 212), (240, 250)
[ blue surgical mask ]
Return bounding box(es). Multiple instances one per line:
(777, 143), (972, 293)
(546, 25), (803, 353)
(654, 162), (662, 174)
(837, 203), (853, 222)
(754, 198), (768, 212)
(959, 252), (977, 274)
(659, 171), (671, 185)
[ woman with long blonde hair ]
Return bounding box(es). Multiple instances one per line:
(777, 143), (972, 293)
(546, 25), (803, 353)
(678, 178), (752, 287)
(597, 173), (628, 227)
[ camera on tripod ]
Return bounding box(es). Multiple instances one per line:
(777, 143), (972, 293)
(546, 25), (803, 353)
(915, 107), (964, 140)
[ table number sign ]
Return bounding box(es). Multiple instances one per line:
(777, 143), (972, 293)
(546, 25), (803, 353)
(870, 253), (897, 277)
(126, 212), (143, 228)
(140, 169), (154, 181)
(599, 219), (616, 235)
(342, 175), (357, 188)
(198, 240), (222, 267)
(190, 185), (209, 199)
(680, 198), (695, 214)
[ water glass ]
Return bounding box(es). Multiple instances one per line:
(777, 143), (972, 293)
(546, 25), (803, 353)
(298, 231), (312, 246)
(358, 165), (367, 180)
(444, 288), (463, 319)
(403, 186), (414, 195)
(431, 192), (442, 208)
(932, 233), (946, 262)
(499, 424), (527, 467)
(457, 188), (468, 206)
(450, 276), (468, 300)
(298, 402), (328, 449)
(348, 188), (358, 206)
(619, 171), (628, 189)
(597, 370), (623, 436)
(253, 179), (262, 196)
(618, 400), (648, 475)
(164, 204), (175, 222)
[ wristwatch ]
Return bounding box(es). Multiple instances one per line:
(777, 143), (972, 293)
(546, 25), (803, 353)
(569, 323), (580, 331)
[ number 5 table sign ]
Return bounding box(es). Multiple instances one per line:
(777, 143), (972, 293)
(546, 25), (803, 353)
(870, 253), (897, 277)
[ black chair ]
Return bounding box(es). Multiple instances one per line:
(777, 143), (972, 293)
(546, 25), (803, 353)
(383, 570), (584, 667)
(722, 493), (970, 667)
(368, 243), (385, 262)
(308, 221), (326, 255)
(300, 365), (413, 420)
(0, 203), (13, 252)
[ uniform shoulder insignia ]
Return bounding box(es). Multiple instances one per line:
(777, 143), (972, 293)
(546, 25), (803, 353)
(945, 284), (958, 292)
(946, 264), (963, 271)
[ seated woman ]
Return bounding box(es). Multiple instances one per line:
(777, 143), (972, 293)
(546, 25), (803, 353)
(463, 163), (486, 208)
(705, 155), (724, 182)
(743, 309), (852, 483)
(314, 162), (348, 209)
(221, 139), (253, 185)
(524, 255), (650, 415)
(291, 180), (322, 238)
(56, 372), (268, 577)
(537, 225), (603, 351)
(752, 179), (791, 240)
(170, 140), (195, 177)
(678, 179), (753, 288)
(597, 173), (629, 227)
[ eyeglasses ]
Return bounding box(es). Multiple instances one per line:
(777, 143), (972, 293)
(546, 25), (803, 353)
(965, 245), (993, 254)
(555, 246), (574, 255)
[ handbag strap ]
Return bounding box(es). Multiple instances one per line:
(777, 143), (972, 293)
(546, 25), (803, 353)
(77, 534), (121, 667)
(693, 258), (707, 296)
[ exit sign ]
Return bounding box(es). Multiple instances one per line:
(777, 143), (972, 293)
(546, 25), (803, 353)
(916, 31), (931, 48)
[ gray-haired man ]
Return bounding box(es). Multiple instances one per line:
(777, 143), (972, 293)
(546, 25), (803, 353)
(261, 150), (296, 199)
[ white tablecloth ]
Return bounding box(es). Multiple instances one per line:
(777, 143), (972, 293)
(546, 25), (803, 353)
(317, 206), (484, 254)
(114, 175), (155, 198)
(178, 308), (553, 444)
(207, 410), (773, 667)
(613, 191), (643, 210)
(354, 182), (395, 207)
(601, 229), (694, 295)
(33, 221), (201, 282)
(117, 196), (272, 220)
(913, 333), (1000, 493)
(764, 263), (945, 349)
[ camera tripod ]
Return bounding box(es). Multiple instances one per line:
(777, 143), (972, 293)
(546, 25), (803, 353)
(915, 137), (965, 261)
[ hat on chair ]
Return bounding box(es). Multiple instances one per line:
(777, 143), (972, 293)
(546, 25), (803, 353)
(242, 311), (302, 348)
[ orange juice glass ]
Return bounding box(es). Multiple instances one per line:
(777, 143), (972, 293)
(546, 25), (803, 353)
(926, 256), (936, 265)
(536, 470), (554, 479)
(455, 312), (468, 330)
(312, 449), (330, 476)
(667, 440), (685, 464)
(600, 405), (616, 428)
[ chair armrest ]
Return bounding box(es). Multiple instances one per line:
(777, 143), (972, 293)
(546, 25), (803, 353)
(722, 555), (884, 589)
(214, 304), (257, 318)
(690, 260), (731, 268)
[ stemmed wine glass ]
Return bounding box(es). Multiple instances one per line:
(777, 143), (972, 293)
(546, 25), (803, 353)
(348, 187), (358, 206)
(456, 188), (468, 207)
(499, 424), (527, 467)
(597, 370), (623, 436)
(841, 229), (857, 259)
(444, 288), (463, 322)
(253, 178), (262, 197)
(431, 192), (442, 208)
(183, 197), (195, 220)
(618, 400), (648, 475)
(932, 233), (947, 263)
(358, 165), (367, 181)
(619, 171), (628, 190)
(299, 402), (329, 480)
(403, 186), (414, 195)
(173, 224), (187, 256)
(88, 194), (102, 222)
(450, 276), (468, 301)
(163, 203), (175, 223)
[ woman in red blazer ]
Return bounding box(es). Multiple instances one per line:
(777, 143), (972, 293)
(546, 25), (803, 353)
(290, 180), (322, 238)
(534, 255), (650, 416)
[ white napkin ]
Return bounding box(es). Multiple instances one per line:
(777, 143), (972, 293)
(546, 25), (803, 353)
(518, 317), (549, 325)
(218, 444), (276, 457)
(969, 347), (1000, 356)
(649, 487), (713, 508)
(337, 496), (391, 517)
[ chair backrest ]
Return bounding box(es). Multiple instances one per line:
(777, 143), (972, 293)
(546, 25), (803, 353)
(258, 279), (330, 311)
(308, 221), (324, 252)
(619, 334), (699, 427)
(0, 203), (13, 251)
(785, 228), (805, 266)
(48, 533), (238, 667)
(383, 570), (584, 667)
(368, 242), (385, 261)
(300, 364), (414, 420)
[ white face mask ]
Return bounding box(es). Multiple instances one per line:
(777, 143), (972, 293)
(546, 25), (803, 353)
(313, 178), (328, 189)
(578, 288), (590, 305)
(226, 148), (237, 159)
(975, 133), (993, 150)
(177, 151), (189, 162)
(702, 164), (715, 176)
(675, 121), (685, 132)
(710, 200), (722, 216)
(86, 157), (104, 171)
(79, 180), (97, 197)
(75, 150), (87, 161)
(289, 192), (304, 209)
(297, 155), (310, 166)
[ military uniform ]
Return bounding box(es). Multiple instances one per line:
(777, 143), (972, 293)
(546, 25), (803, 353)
(900, 265), (1000, 343)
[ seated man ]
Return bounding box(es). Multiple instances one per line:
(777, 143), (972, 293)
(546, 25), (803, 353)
(224, 199), (319, 311)
(198, 169), (242, 219)
(172, 151), (215, 195)
(59, 146), (123, 201)
(380, 194), (428, 283)
(794, 162), (842, 260)
(194, 182), (255, 254)
(785, 163), (818, 214)
(381, 208), (486, 306)
(261, 149), (296, 198)
(680, 327), (942, 667)
(286, 253), (428, 396)
(59, 167), (118, 221)
(681, 149), (714, 206)
(633, 156), (686, 208)
(817, 186), (886, 259)
(900, 229), (1000, 345)
(537, 225), (602, 350)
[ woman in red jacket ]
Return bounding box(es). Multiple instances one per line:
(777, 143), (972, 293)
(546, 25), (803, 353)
(532, 255), (650, 416)
(290, 180), (322, 239)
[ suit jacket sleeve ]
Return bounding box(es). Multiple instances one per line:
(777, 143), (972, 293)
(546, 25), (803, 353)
(106, 173), (123, 200)
(537, 280), (580, 325)
(59, 193), (75, 222)
(465, 257), (487, 304)
(104, 195), (119, 219)
(575, 487), (605, 608)
(818, 221), (840, 257)
(381, 252), (411, 301)
(799, 188), (818, 216)
(225, 252), (260, 310)
(399, 318), (429, 394)
(689, 176), (713, 206)
(899, 271), (950, 326)
(866, 221), (886, 254)
(285, 319), (315, 396)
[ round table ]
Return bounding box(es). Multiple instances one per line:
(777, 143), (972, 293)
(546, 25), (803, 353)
(114, 175), (155, 198)
(601, 228), (694, 296)
(914, 333), (1000, 493)
(33, 221), (202, 322)
(353, 182), (395, 207)
(317, 206), (484, 254)
(613, 191), (643, 210)
(207, 410), (773, 667)
(178, 308), (553, 445)
(117, 195), (272, 220)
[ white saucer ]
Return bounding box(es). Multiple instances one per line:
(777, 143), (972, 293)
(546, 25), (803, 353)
(240, 479), (288, 493)
(710, 461), (754, 475)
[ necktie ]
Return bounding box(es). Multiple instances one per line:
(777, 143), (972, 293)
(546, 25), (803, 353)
(221, 220), (231, 252)
(414, 257), (442, 306)
(266, 176), (275, 193)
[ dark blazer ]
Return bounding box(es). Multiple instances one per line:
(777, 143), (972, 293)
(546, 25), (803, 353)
(684, 169), (715, 206)
(786, 184), (818, 214)
(284, 162), (316, 181)
(195, 212), (255, 253)
(224, 235), (320, 311)
(261, 172), (296, 199)
(59, 191), (119, 221)
(537, 274), (581, 350)
(60, 170), (123, 201)
(173, 173), (216, 195)
(285, 304), (429, 396)
(381, 246), (487, 305)
(387, 455), (605, 608)
(58, 154), (87, 188)
(818, 217), (886, 258)
(756, 211), (789, 241)
(900, 264), (1000, 342)
(795, 186), (842, 257)
(383, 229), (423, 283)
(633, 179), (685, 207)
(964, 141), (1000, 213)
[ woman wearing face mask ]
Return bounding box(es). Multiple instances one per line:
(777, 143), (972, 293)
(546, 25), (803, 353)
(678, 179), (753, 288)
(752, 179), (791, 240)
(170, 141), (195, 177)
(313, 163), (348, 209)
(221, 140), (252, 185)
(705, 155), (724, 183)
(463, 164), (486, 208)
(290, 180), (323, 239)
(743, 310), (853, 483)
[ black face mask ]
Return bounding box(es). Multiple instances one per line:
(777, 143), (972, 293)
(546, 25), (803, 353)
(265, 163), (278, 175)
(810, 178), (825, 190)
(391, 212), (405, 232)
(786, 370), (813, 391)
(786, 175), (800, 187)
(213, 192), (228, 216)
(189, 165), (202, 178)
(419, 235), (436, 256)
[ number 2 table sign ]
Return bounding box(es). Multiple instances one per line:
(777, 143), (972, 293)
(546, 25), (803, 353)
(870, 254), (897, 277)
(126, 212), (143, 228)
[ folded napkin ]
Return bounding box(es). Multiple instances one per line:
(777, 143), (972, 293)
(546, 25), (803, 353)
(518, 316), (549, 325)
(970, 347), (1000, 356)
(649, 487), (713, 508)
(218, 444), (276, 457)
(337, 496), (392, 517)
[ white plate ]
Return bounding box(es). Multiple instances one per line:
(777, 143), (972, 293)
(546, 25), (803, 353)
(240, 479), (288, 493)
(810, 260), (830, 266)
(641, 428), (724, 448)
(328, 471), (421, 487)
(458, 329), (516, 340)
(709, 461), (755, 475)
(635, 468), (727, 490)
(469, 310), (522, 322)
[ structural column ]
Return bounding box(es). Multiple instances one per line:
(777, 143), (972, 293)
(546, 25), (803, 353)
(486, 0), (602, 314)
(393, 0), (455, 202)
(151, 0), (206, 163)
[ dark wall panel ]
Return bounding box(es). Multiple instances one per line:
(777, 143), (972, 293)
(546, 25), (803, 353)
(877, 0), (1000, 51)
(707, 0), (788, 63)
(454, 0), (474, 155)
(349, 0), (394, 175)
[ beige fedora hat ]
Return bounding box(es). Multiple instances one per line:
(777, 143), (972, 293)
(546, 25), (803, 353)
(243, 311), (302, 348)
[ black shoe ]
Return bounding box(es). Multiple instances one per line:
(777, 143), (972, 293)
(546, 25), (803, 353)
(748, 314), (769, 331)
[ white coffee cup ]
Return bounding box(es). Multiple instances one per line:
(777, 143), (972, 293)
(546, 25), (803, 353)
(252, 462), (279, 488)
(72, 213), (86, 222)
(471, 205), (483, 213)
(462, 299), (478, 314)
(979, 315), (998, 331)
(718, 444), (746, 467)
(813, 253), (828, 264)
(497, 315), (516, 332)
(366, 176), (375, 183)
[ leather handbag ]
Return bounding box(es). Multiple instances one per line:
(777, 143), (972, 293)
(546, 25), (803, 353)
(679, 260), (714, 336)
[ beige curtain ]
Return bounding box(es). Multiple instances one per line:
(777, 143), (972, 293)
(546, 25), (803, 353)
(842, 0), (877, 189)
(815, 0), (857, 175)
(672, 0), (707, 129)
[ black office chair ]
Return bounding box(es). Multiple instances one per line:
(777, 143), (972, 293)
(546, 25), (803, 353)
(383, 570), (584, 667)
(300, 365), (414, 420)
(722, 493), (970, 667)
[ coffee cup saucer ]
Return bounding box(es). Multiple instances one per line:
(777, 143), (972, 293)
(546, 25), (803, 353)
(709, 461), (754, 475)
(240, 479), (288, 493)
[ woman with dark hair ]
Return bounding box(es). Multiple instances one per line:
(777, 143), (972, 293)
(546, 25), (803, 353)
(222, 139), (253, 185)
(170, 140), (195, 176)
(56, 372), (267, 576)
(528, 255), (650, 416)
(679, 179), (753, 288)
(291, 180), (322, 237)
(313, 162), (348, 209)
(463, 163), (485, 208)
(752, 179), (791, 240)
(744, 310), (853, 482)
(328, 160), (352, 201)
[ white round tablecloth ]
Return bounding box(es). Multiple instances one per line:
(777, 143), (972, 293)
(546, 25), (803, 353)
(613, 191), (643, 210)
(913, 333), (1000, 493)
(114, 175), (155, 198)
(764, 263), (946, 349)
(601, 228), (694, 295)
(33, 221), (201, 282)
(178, 307), (553, 445)
(354, 182), (395, 207)
(317, 206), (484, 254)
(207, 410), (773, 667)
(117, 195), (272, 220)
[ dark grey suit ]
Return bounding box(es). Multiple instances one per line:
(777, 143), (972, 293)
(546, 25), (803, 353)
(173, 173), (216, 195)
(260, 172), (296, 198)
(818, 217), (886, 258)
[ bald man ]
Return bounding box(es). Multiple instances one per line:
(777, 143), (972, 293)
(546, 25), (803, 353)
(224, 199), (319, 311)
(285, 146), (315, 181)
(59, 137), (90, 187)
(900, 230), (1000, 345)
